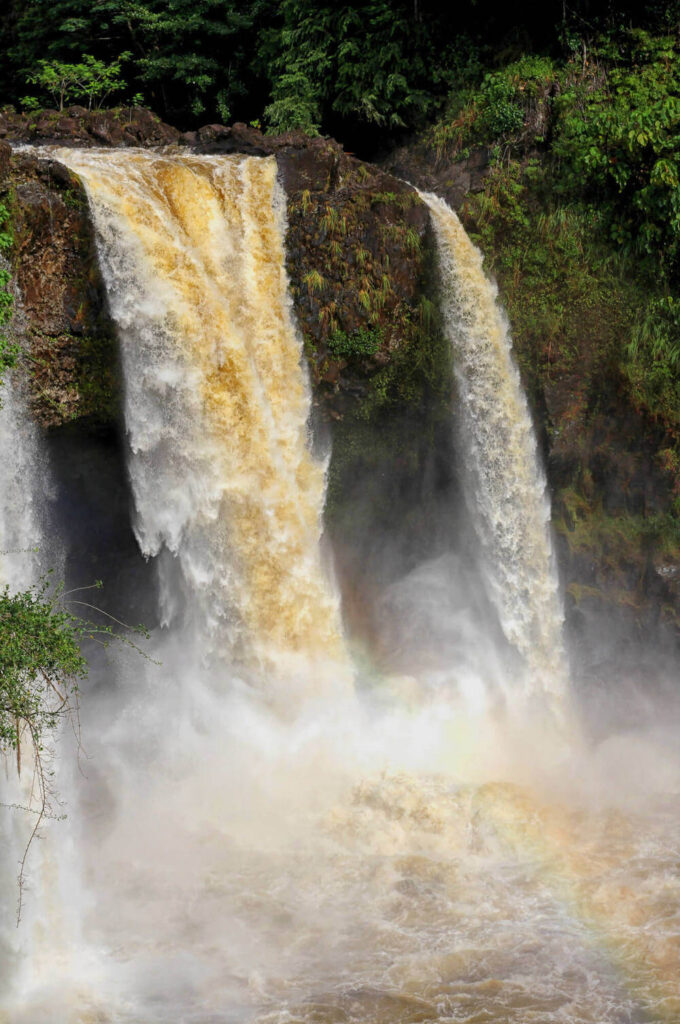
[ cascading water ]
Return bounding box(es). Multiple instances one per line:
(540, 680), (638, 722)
(0, 365), (57, 998)
(419, 192), (569, 706)
(51, 148), (347, 688)
(3, 150), (680, 1024)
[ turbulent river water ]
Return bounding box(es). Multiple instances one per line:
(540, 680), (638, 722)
(1, 149), (679, 1024)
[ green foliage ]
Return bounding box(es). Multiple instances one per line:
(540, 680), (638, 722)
(19, 95), (41, 111)
(0, 201), (14, 261)
(559, 500), (680, 577)
(0, 577), (86, 753)
(259, 0), (471, 135)
(629, 295), (680, 370)
(552, 30), (680, 269)
(2, 0), (679, 143)
(264, 66), (321, 134)
(110, 0), (255, 119)
(302, 268), (325, 294)
(6, 0), (267, 127)
(626, 295), (680, 433)
(477, 71), (525, 138)
(0, 572), (151, 919)
(432, 56), (554, 153)
(0, 278), (16, 382)
(463, 159), (641, 416)
(327, 326), (382, 359)
(0, 574), (150, 758)
(432, 23), (680, 449)
(25, 52), (129, 110)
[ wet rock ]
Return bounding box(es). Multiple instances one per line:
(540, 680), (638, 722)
(9, 150), (119, 428)
(0, 106), (180, 148)
(381, 139), (491, 210)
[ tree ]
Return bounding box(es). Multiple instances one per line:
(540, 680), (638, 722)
(76, 51), (131, 109)
(26, 58), (83, 111)
(0, 578), (87, 764)
(260, 0), (457, 136)
(0, 575), (150, 920)
(1, 577), (88, 921)
(263, 65), (322, 135)
(25, 52), (129, 110)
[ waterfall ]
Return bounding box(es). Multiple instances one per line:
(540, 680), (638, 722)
(0, 376), (44, 592)
(420, 191), (569, 705)
(49, 148), (346, 690)
(0, 367), (54, 997)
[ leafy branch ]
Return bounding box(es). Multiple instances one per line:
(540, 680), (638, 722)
(0, 572), (152, 922)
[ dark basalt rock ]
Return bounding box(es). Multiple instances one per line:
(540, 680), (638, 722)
(8, 151), (118, 428)
(380, 138), (491, 210)
(0, 105), (180, 148)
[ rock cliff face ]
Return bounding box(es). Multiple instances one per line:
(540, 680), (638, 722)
(1, 108), (678, 673)
(8, 151), (118, 427)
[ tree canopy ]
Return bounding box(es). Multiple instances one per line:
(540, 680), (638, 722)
(2, 1), (679, 149)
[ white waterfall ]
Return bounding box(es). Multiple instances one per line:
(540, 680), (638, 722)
(0, 367), (55, 1001)
(420, 191), (569, 706)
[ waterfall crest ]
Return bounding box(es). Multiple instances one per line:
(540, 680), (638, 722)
(420, 191), (569, 703)
(51, 148), (345, 679)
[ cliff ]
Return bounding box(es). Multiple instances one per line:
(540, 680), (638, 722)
(1, 107), (678, 674)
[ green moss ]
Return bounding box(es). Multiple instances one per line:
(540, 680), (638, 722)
(325, 239), (451, 529)
(327, 325), (382, 360)
(61, 186), (87, 211)
(461, 160), (654, 421)
(23, 326), (119, 427)
(285, 169), (452, 563)
(75, 330), (119, 423)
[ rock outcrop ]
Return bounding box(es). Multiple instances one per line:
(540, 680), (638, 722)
(9, 152), (118, 427)
(0, 105), (180, 149)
